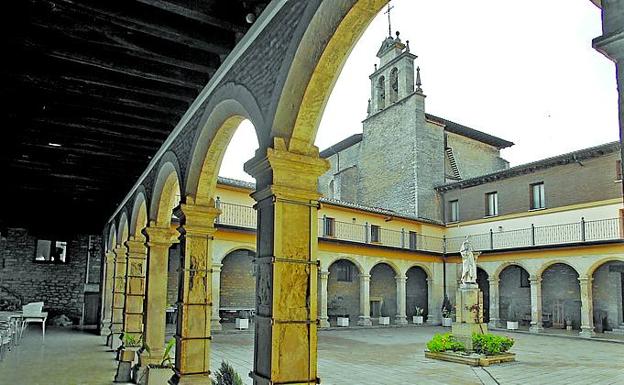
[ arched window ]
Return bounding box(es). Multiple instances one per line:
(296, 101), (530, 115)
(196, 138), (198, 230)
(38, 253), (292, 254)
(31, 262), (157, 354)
(377, 76), (385, 110)
(389, 67), (399, 103)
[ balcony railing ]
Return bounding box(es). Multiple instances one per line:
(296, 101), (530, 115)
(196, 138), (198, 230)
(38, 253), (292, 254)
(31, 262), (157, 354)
(215, 201), (622, 253)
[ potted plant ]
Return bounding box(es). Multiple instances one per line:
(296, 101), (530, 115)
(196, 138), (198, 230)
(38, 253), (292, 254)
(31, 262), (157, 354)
(506, 309), (519, 330)
(413, 306), (425, 325)
(141, 338), (175, 385)
(211, 360), (244, 385)
(337, 316), (349, 327)
(441, 307), (453, 327)
(119, 334), (141, 361)
(235, 318), (249, 330)
(379, 313), (390, 325)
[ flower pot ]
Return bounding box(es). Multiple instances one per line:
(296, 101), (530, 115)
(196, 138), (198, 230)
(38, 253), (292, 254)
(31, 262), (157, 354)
(412, 315), (424, 325)
(235, 318), (249, 330)
(442, 317), (452, 327)
(337, 317), (349, 327)
(379, 316), (390, 325)
(507, 321), (519, 330)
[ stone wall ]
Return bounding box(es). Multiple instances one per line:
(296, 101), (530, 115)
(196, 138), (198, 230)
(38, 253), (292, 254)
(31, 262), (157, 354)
(327, 260), (360, 323)
(220, 249), (255, 309)
(370, 263), (397, 319)
(406, 266), (428, 318)
(498, 265), (531, 323)
(0, 228), (100, 323)
(319, 142), (360, 201)
(542, 263), (581, 329)
(446, 132), (508, 180)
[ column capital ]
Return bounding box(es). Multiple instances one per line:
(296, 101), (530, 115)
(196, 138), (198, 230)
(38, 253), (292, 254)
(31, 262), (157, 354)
(529, 276), (542, 284)
(319, 270), (330, 278)
(105, 251), (116, 261)
(125, 237), (147, 256)
(395, 275), (407, 282)
(112, 245), (127, 258)
(488, 278), (500, 285)
(144, 225), (178, 247)
(578, 275), (593, 284)
(175, 202), (220, 237)
(212, 263), (223, 272)
(359, 273), (371, 280)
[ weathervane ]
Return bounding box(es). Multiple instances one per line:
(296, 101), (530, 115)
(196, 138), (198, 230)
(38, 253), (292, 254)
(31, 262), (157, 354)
(384, 2), (394, 37)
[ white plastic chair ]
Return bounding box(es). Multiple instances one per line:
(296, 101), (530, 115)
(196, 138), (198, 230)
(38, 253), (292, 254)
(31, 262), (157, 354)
(20, 302), (46, 340)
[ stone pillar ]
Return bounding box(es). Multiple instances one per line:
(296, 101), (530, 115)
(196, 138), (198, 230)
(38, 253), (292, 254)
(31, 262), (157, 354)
(169, 202), (220, 385)
(529, 276), (544, 333)
(426, 278), (441, 325)
(122, 237), (148, 342)
(110, 244), (128, 349)
(211, 263), (223, 331)
(357, 274), (372, 326)
(140, 226), (178, 366)
(578, 276), (596, 338)
(395, 274), (408, 325)
(319, 270), (330, 328)
(244, 139), (329, 385)
(100, 251), (115, 336)
(488, 278), (500, 328)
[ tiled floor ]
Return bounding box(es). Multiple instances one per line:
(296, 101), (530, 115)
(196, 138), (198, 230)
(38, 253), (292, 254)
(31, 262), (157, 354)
(1, 325), (623, 385)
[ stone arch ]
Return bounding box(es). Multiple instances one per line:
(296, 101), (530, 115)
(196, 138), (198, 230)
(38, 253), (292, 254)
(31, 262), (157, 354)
(369, 260), (400, 276)
(370, 262), (397, 320)
(476, 267), (490, 323)
(542, 263), (581, 329)
(590, 258), (624, 332)
(403, 262), (432, 279)
(405, 265), (428, 319)
(325, 255), (364, 275)
(218, 245), (257, 264)
(220, 248), (257, 321)
(493, 261), (532, 280)
(498, 264), (531, 323)
(129, 189), (148, 239)
(117, 211), (129, 246)
(586, 256), (624, 277)
(185, 84), (263, 206)
(389, 67), (399, 103)
(537, 260), (581, 278)
(149, 155), (182, 227)
(327, 258), (361, 324)
(377, 76), (386, 110)
(106, 224), (117, 252)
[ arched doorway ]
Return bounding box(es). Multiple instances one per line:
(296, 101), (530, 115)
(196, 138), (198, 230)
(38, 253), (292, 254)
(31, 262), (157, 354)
(499, 265), (531, 326)
(406, 266), (428, 320)
(476, 267), (490, 324)
(542, 263), (581, 330)
(591, 260), (624, 333)
(370, 263), (397, 322)
(327, 259), (360, 325)
(220, 249), (256, 323)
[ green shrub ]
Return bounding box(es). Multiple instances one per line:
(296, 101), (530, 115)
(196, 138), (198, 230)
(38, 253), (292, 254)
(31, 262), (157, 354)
(472, 333), (514, 355)
(212, 361), (243, 385)
(426, 333), (465, 353)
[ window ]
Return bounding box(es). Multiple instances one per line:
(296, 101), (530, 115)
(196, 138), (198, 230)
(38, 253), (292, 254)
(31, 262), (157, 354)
(409, 231), (418, 250)
(389, 67), (399, 103)
(370, 224), (381, 243)
(519, 268), (530, 288)
(530, 182), (545, 209)
(485, 192), (498, 217)
(336, 260), (353, 282)
(35, 240), (67, 263)
(616, 160), (622, 181)
(448, 200), (459, 222)
(377, 76), (386, 110)
(323, 217), (335, 237)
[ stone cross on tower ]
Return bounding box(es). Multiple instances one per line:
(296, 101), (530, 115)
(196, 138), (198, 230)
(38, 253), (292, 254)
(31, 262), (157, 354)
(384, 3), (394, 37)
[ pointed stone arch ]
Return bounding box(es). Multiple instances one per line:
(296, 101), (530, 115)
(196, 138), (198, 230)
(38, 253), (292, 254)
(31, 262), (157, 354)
(129, 189), (149, 240)
(150, 154), (182, 228)
(117, 211), (129, 246)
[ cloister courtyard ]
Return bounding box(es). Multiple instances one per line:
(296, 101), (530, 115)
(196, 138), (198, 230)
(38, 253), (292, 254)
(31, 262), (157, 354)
(1, 325), (622, 385)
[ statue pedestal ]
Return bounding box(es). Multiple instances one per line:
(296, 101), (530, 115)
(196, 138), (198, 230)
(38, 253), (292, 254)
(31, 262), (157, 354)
(452, 283), (488, 351)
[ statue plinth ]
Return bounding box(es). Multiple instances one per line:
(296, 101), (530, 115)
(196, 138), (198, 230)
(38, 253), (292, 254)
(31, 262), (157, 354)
(452, 282), (488, 351)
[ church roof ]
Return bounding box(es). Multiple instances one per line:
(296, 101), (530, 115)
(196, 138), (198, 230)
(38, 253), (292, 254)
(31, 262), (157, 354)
(319, 134), (363, 158)
(436, 141), (620, 191)
(425, 114), (514, 149)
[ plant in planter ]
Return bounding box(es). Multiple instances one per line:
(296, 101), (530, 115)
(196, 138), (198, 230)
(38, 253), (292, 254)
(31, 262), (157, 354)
(441, 295), (453, 326)
(211, 361), (244, 385)
(413, 306), (425, 325)
(506, 308), (519, 330)
(120, 333), (142, 361)
(426, 333), (465, 353)
(139, 338), (175, 385)
(472, 333), (514, 355)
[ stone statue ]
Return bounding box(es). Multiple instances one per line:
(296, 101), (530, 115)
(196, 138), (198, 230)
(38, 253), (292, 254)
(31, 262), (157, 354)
(459, 238), (481, 284)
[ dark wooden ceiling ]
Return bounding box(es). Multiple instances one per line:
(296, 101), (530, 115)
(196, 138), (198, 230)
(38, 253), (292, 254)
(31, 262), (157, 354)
(1, 0), (268, 236)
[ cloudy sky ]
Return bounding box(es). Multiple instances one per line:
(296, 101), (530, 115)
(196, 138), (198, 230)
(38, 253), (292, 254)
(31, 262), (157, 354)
(220, 0), (618, 182)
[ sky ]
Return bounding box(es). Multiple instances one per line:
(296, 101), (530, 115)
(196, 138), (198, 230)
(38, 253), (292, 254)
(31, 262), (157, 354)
(219, 0), (618, 182)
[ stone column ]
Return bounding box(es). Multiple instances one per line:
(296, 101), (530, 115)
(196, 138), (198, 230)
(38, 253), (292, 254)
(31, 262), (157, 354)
(578, 276), (596, 338)
(211, 263), (223, 331)
(100, 251), (115, 336)
(244, 139), (329, 385)
(529, 276), (544, 333)
(357, 274), (372, 326)
(395, 274), (408, 325)
(170, 201), (220, 385)
(110, 244), (128, 349)
(319, 270), (330, 328)
(488, 278), (500, 328)
(426, 278), (441, 325)
(122, 237), (148, 342)
(140, 226), (177, 366)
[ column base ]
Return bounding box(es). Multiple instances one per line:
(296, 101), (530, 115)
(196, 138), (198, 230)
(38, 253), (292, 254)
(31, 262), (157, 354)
(211, 318), (222, 331)
(169, 373), (211, 385)
(100, 320), (112, 336)
(109, 332), (123, 351)
(319, 317), (330, 328)
(357, 316), (372, 326)
(488, 318), (500, 329)
(579, 327), (596, 338)
(529, 324), (544, 334)
(395, 316), (408, 325)
(139, 349), (165, 367)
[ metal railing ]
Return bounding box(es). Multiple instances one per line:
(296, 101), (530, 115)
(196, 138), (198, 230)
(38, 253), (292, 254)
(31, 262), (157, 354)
(215, 201), (622, 254)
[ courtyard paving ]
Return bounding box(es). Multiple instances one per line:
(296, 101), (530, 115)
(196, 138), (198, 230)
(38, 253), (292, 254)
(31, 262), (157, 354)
(0, 326), (622, 384)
